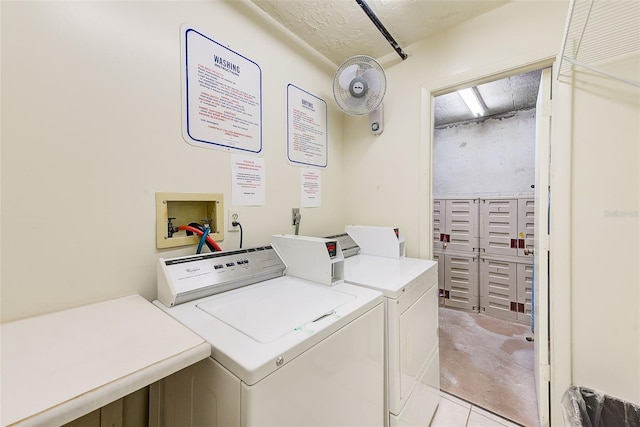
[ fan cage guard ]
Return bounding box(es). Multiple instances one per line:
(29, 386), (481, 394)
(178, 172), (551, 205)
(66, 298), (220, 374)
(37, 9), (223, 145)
(333, 55), (387, 116)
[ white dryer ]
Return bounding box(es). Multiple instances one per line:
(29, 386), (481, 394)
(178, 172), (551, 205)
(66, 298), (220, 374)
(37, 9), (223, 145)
(330, 229), (440, 427)
(150, 242), (385, 427)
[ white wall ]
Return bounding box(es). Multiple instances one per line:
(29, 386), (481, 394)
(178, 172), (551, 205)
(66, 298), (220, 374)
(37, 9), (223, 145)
(341, 1), (568, 259)
(554, 54), (640, 405)
(433, 109), (536, 197)
(4, 0), (637, 422)
(0, 0), (343, 322)
(340, 1), (570, 422)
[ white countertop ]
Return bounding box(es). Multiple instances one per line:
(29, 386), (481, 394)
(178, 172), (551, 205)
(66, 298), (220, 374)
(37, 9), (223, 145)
(0, 295), (210, 427)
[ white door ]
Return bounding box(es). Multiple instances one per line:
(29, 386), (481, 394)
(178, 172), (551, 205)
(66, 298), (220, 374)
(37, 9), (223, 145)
(479, 257), (517, 320)
(516, 262), (534, 323)
(446, 199), (480, 253)
(534, 67), (552, 427)
(433, 199), (445, 251)
(479, 198), (518, 257)
(445, 253), (479, 312)
(517, 198), (535, 259)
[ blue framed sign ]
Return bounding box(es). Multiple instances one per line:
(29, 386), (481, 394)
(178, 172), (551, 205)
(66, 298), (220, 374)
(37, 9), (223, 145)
(182, 26), (262, 153)
(286, 84), (327, 168)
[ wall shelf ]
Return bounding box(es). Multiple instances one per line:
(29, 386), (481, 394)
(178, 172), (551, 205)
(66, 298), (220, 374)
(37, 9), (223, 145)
(557, 0), (640, 88)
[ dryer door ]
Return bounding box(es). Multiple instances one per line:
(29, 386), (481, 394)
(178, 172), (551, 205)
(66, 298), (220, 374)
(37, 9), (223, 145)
(388, 282), (439, 416)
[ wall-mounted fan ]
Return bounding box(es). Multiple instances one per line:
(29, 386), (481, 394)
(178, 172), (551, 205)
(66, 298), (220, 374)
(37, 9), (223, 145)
(333, 55), (387, 135)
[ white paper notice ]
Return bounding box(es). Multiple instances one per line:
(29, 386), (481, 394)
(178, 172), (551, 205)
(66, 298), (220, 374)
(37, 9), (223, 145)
(301, 168), (321, 208)
(286, 84), (327, 168)
(182, 27), (262, 153)
(232, 155), (265, 206)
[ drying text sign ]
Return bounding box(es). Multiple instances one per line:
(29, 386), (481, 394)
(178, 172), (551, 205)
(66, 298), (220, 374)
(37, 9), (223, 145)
(183, 27), (262, 153)
(286, 84), (327, 168)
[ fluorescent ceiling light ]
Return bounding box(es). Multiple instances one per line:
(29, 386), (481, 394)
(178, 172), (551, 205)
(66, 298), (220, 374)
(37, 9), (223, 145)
(458, 87), (485, 117)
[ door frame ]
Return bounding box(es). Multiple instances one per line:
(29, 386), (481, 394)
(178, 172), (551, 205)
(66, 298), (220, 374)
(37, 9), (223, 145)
(534, 66), (552, 426)
(419, 58), (568, 425)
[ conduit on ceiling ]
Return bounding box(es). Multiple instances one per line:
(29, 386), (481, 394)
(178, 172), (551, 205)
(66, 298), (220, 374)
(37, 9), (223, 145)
(355, 0), (408, 61)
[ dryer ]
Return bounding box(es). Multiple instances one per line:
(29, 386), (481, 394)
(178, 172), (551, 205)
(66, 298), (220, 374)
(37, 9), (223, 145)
(329, 228), (440, 427)
(150, 240), (385, 427)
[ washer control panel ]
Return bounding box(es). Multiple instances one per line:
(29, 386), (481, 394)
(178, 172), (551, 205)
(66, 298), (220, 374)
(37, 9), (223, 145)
(157, 246), (286, 307)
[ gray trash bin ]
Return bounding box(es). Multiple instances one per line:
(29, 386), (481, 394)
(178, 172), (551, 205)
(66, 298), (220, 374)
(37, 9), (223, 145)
(562, 386), (640, 427)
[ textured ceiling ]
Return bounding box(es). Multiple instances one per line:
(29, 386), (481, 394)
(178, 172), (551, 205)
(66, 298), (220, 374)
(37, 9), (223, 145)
(434, 69), (542, 126)
(249, 0), (541, 125)
(251, 0), (509, 65)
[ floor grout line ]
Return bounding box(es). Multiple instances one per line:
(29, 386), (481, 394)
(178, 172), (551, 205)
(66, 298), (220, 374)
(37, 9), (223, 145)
(439, 391), (525, 427)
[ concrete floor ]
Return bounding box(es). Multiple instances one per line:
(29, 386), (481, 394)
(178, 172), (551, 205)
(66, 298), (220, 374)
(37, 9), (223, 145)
(437, 307), (539, 427)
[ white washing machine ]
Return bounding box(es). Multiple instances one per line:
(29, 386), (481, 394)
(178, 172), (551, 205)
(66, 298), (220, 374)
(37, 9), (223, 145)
(329, 228), (440, 427)
(150, 241), (385, 427)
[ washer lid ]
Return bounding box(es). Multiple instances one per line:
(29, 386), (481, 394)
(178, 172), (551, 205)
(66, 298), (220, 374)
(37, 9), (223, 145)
(197, 277), (354, 343)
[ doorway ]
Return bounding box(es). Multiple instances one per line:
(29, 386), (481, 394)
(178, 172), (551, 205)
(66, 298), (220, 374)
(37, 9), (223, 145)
(426, 66), (552, 427)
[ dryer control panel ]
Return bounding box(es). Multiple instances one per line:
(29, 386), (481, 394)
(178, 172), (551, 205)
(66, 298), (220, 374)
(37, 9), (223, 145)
(325, 233), (360, 258)
(271, 234), (345, 287)
(325, 241), (338, 258)
(346, 225), (406, 258)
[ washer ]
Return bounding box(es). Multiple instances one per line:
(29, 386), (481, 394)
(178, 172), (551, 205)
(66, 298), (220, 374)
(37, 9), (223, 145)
(329, 228), (440, 427)
(150, 241), (385, 427)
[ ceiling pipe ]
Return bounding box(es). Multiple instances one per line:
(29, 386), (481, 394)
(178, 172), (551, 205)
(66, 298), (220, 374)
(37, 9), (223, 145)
(355, 0), (408, 61)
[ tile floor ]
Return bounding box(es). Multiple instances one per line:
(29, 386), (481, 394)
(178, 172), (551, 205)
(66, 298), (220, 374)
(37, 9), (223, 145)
(430, 392), (523, 427)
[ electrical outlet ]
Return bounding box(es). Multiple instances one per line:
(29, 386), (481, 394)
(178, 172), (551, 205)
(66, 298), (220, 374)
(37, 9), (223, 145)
(228, 210), (240, 231)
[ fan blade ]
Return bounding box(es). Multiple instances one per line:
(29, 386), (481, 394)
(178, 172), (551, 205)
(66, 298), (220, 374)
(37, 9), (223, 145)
(338, 64), (359, 90)
(362, 68), (381, 94)
(343, 95), (368, 115)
